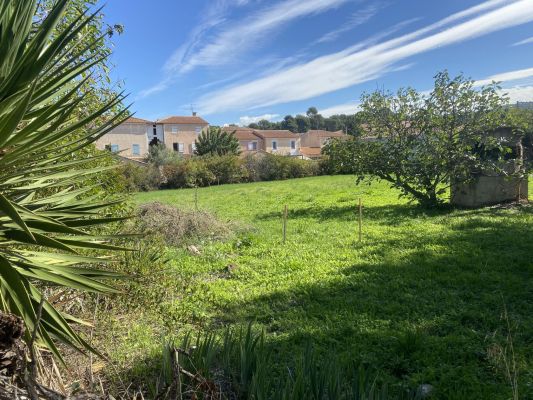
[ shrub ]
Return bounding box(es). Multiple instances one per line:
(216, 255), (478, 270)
(136, 202), (235, 246)
(162, 159), (216, 188)
(119, 162), (162, 192)
(204, 155), (249, 184)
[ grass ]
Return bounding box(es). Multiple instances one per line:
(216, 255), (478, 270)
(131, 175), (533, 399)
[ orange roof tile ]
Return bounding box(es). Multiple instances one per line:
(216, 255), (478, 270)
(252, 130), (298, 139)
(299, 147), (323, 156)
(125, 116), (153, 124)
(157, 115), (209, 125)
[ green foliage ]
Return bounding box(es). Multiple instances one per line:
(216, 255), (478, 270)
(118, 162), (162, 192)
(145, 142), (182, 167)
(323, 71), (518, 206)
(133, 176), (533, 399)
(154, 324), (420, 400)
(0, 0), (128, 359)
(195, 126), (241, 156)
(247, 108), (362, 135)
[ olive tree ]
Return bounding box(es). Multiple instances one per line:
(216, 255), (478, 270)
(323, 72), (518, 206)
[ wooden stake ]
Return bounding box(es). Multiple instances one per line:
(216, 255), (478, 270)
(283, 204), (288, 243)
(358, 198), (362, 242)
(194, 184), (198, 211)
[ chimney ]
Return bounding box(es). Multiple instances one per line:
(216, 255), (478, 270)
(192, 111), (197, 116)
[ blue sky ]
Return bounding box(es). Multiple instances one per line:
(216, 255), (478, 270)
(104, 0), (533, 126)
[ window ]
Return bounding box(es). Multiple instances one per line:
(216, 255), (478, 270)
(173, 143), (178, 152)
(195, 126), (202, 134)
(132, 144), (140, 156)
(173, 143), (184, 153)
(152, 125), (157, 136)
(272, 140), (277, 151)
(171, 125), (178, 133)
(191, 143), (197, 152)
(291, 140), (296, 150)
(248, 141), (258, 151)
(110, 144), (119, 153)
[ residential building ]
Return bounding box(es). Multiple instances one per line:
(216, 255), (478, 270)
(157, 115), (209, 156)
(299, 130), (348, 159)
(95, 117), (153, 160)
(95, 113), (209, 159)
(250, 130), (301, 155)
(221, 127), (264, 153)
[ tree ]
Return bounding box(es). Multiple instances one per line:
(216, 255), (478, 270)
(0, 0), (129, 360)
(323, 71), (516, 207)
(195, 127), (241, 156)
(257, 119), (273, 130)
(295, 114), (311, 133)
(281, 115), (298, 132)
(145, 142), (181, 167)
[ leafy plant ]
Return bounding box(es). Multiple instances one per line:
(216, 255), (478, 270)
(0, 0), (129, 360)
(195, 127), (241, 156)
(323, 71), (518, 207)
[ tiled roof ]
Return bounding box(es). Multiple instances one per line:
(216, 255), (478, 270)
(125, 116), (153, 124)
(157, 116), (209, 125)
(299, 147), (322, 157)
(252, 130), (298, 139)
(221, 127), (260, 140)
(306, 130), (346, 137)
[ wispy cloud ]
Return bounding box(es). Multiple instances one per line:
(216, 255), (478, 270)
(474, 67), (533, 86)
(512, 36), (533, 46)
(197, 0), (533, 114)
(239, 113), (281, 126)
(320, 102), (360, 117)
(315, 2), (386, 44)
(168, 0), (353, 74)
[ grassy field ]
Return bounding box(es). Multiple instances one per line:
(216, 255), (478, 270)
(133, 175), (533, 399)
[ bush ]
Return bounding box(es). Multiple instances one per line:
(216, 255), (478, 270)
(119, 162), (162, 192)
(162, 158), (216, 188)
(204, 155), (248, 184)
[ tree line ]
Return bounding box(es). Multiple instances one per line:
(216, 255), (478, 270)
(239, 107), (364, 135)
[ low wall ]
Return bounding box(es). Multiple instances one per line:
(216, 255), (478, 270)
(451, 176), (528, 207)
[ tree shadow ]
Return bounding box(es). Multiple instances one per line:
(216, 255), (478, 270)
(212, 211), (533, 398)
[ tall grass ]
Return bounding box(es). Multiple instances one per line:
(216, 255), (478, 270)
(152, 324), (427, 400)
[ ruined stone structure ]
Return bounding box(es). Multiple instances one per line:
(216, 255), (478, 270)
(451, 127), (528, 207)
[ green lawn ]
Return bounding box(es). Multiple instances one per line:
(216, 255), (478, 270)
(134, 176), (533, 399)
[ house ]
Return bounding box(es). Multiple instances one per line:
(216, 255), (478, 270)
(95, 113), (209, 159)
(221, 127), (264, 153)
(95, 117), (153, 160)
(157, 114), (209, 155)
(251, 130), (300, 155)
(299, 130), (348, 159)
(221, 127), (299, 155)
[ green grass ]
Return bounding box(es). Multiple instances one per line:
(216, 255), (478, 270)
(134, 176), (533, 399)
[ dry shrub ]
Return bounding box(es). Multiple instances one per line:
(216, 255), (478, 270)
(136, 202), (235, 246)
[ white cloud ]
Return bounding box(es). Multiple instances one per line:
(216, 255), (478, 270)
(239, 113), (280, 126)
(319, 102), (360, 117)
(168, 0), (352, 74)
(197, 0), (533, 115)
(501, 85), (533, 102)
(315, 2), (385, 44)
(474, 67), (533, 86)
(512, 36), (533, 46)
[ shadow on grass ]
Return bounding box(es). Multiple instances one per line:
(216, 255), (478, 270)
(122, 205), (533, 399)
(216, 210), (533, 398)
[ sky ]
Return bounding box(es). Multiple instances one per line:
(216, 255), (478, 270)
(103, 0), (533, 126)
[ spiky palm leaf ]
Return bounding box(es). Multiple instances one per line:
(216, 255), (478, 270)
(195, 127), (241, 156)
(0, 0), (130, 360)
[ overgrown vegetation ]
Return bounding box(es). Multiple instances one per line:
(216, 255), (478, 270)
(122, 176), (533, 399)
(121, 153), (322, 191)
